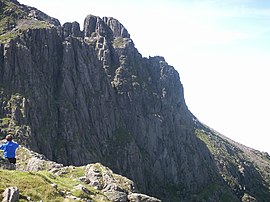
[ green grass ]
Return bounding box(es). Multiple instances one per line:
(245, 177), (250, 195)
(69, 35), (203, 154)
(0, 19), (51, 43)
(195, 129), (219, 154)
(0, 166), (109, 201)
(36, 170), (82, 193)
(0, 170), (63, 201)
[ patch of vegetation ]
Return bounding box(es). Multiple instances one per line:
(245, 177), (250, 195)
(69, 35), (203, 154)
(195, 129), (218, 154)
(113, 37), (126, 48)
(37, 170), (80, 192)
(0, 170), (63, 201)
(0, 91), (30, 139)
(195, 128), (270, 201)
(0, 0), (53, 43)
(72, 189), (91, 199)
(196, 129), (242, 188)
(0, 0), (28, 34)
(0, 19), (51, 43)
(0, 166), (110, 201)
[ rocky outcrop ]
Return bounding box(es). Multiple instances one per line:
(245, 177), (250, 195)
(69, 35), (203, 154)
(16, 146), (63, 172)
(242, 193), (257, 202)
(195, 125), (270, 201)
(85, 163), (135, 201)
(83, 163), (160, 202)
(1, 0), (270, 201)
(0, 0), (59, 38)
(0, 149), (161, 201)
(63, 22), (82, 38)
(128, 193), (161, 202)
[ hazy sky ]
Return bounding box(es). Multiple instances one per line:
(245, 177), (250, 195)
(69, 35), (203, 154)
(19, 0), (270, 153)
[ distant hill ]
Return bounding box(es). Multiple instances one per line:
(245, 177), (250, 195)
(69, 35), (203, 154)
(0, 0), (269, 201)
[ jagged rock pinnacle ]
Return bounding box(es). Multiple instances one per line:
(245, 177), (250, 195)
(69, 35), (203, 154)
(83, 14), (130, 38)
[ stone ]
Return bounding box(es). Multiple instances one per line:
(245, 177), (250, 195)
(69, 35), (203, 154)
(63, 22), (82, 38)
(50, 183), (57, 189)
(2, 187), (19, 202)
(85, 163), (135, 193)
(83, 15), (113, 38)
(104, 191), (127, 202)
(242, 193), (257, 202)
(103, 17), (130, 38)
(128, 193), (161, 202)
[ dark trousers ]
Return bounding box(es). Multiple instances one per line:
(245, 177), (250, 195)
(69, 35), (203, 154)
(6, 158), (16, 164)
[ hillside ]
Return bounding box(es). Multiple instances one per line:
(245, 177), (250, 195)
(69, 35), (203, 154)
(0, 146), (161, 201)
(0, 0), (270, 201)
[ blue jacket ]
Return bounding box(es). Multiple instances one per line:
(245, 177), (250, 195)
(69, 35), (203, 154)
(0, 141), (19, 158)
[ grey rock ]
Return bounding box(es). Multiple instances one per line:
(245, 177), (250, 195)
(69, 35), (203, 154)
(103, 17), (130, 38)
(128, 193), (161, 202)
(104, 191), (127, 202)
(85, 163), (135, 193)
(83, 15), (113, 38)
(242, 193), (257, 202)
(63, 22), (82, 38)
(2, 187), (19, 202)
(1, 1), (270, 201)
(26, 8), (60, 26)
(5, 0), (60, 27)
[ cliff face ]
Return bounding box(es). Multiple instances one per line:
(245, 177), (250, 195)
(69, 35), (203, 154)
(1, 0), (270, 201)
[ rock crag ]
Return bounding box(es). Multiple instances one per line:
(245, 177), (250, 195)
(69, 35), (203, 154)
(1, 0), (270, 201)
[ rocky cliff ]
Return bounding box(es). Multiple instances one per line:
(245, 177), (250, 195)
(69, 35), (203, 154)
(0, 0), (270, 201)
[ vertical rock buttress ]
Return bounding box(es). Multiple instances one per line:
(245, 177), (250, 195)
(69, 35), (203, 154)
(0, 12), (223, 200)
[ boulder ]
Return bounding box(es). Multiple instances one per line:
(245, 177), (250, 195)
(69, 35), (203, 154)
(63, 22), (82, 38)
(242, 193), (257, 202)
(128, 193), (161, 202)
(2, 187), (19, 202)
(104, 191), (127, 202)
(85, 163), (135, 192)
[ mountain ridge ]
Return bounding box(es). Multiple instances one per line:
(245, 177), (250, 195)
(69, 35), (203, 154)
(0, 0), (270, 201)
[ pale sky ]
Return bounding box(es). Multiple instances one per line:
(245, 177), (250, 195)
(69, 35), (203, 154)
(19, 0), (270, 154)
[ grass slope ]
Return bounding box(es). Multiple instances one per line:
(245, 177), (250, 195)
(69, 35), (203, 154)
(196, 126), (270, 201)
(0, 166), (109, 202)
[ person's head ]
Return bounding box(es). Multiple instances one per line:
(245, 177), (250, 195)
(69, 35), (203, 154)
(6, 135), (13, 141)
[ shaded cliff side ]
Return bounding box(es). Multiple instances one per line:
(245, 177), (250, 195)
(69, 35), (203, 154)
(0, 0), (270, 201)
